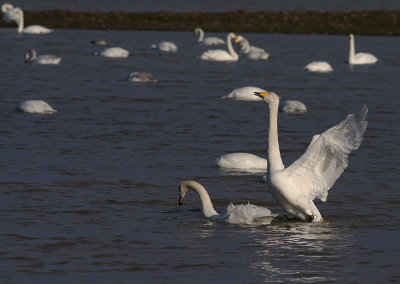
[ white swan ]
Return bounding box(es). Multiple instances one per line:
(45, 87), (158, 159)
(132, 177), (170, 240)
(126, 71), (157, 82)
(15, 100), (57, 114)
(96, 47), (129, 58)
(179, 180), (276, 224)
(304, 61), (333, 73)
(90, 39), (107, 45)
(212, 153), (267, 172)
(25, 49), (61, 65)
(150, 41), (178, 52)
(235, 35), (270, 60)
(222, 86), (266, 101)
(279, 100), (307, 113)
(348, 34), (378, 65)
(194, 27), (225, 45)
(1, 3), (52, 34)
(254, 91), (367, 222)
(200, 33), (238, 62)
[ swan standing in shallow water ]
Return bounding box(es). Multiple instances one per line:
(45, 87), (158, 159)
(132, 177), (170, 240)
(125, 72), (157, 83)
(194, 27), (225, 45)
(304, 61), (333, 73)
(235, 35), (270, 60)
(150, 41), (178, 52)
(15, 100), (57, 114)
(348, 34), (378, 65)
(1, 3), (52, 34)
(179, 180), (276, 224)
(254, 91), (367, 222)
(222, 86), (266, 101)
(212, 153), (267, 172)
(96, 47), (129, 58)
(25, 49), (61, 65)
(200, 33), (238, 61)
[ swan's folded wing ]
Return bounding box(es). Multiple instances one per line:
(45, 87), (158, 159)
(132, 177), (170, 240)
(283, 105), (368, 202)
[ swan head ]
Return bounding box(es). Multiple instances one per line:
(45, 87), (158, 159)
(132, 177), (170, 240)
(349, 34), (354, 39)
(179, 180), (202, 205)
(254, 91), (280, 104)
(1, 3), (14, 12)
(228, 32), (237, 40)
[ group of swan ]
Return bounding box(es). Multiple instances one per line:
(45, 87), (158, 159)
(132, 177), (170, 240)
(305, 34), (378, 73)
(178, 180), (276, 224)
(2, 3), (52, 34)
(25, 49), (61, 65)
(15, 100), (57, 114)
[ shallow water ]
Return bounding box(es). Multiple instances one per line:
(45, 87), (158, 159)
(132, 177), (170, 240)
(0, 28), (399, 283)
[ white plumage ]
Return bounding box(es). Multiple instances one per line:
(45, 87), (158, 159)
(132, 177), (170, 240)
(150, 41), (178, 52)
(200, 33), (238, 61)
(194, 27), (225, 45)
(348, 34), (378, 65)
(222, 86), (267, 101)
(25, 49), (61, 65)
(279, 100), (307, 113)
(212, 153), (267, 172)
(15, 100), (57, 114)
(235, 35), (270, 60)
(304, 61), (333, 73)
(97, 47), (129, 58)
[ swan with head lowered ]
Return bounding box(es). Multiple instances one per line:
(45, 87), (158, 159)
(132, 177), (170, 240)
(1, 3), (52, 34)
(254, 91), (367, 222)
(194, 27), (225, 45)
(25, 49), (61, 65)
(178, 180), (276, 224)
(200, 33), (238, 62)
(235, 35), (270, 60)
(348, 34), (378, 65)
(96, 47), (129, 58)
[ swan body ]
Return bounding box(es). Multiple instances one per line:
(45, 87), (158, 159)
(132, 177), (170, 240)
(179, 180), (276, 224)
(25, 49), (61, 65)
(254, 91), (367, 222)
(15, 100), (57, 114)
(91, 39), (107, 45)
(97, 47), (129, 58)
(200, 33), (238, 61)
(194, 27), (225, 45)
(212, 153), (267, 171)
(150, 41), (178, 52)
(222, 86), (266, 101)
(126, 71), (157, 82)
(235, 36), (270, 60)
(279, 100), (307, 113)
(348, 34), (378, 65)
(304, 61), (333, 73)
(2, 4), (52, 34)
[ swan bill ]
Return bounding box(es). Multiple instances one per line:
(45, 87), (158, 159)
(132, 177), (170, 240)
(254, 91), (270, 98)
(179, 196), (184, 205)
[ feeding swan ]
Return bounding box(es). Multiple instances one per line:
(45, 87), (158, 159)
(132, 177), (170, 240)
(25, 49), (61, 65)
(194, 27), (225, 45)
(348, 34), (378, 65)
(15, 100), (57, 114)
(179, 180), (276, 224)
(200, 33), (238, 61)
(96, 47), (129, 58)
(1, 3), (52, 34)
(254, 91), (367, 222)
(279, 100), (307, 113)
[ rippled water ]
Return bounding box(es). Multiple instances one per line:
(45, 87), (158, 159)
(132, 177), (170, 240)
(1, 28), (399, 283)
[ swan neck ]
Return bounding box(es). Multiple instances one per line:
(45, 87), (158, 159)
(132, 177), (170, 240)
(197, 28), (204, 42)
(240, 40), (251, 53)
(17, 9), (24, 33)
(188, 181), (219, 218)
(349, 36), (355, 63)
(227, 34), (238, 59)
(267, 101), (284, 172)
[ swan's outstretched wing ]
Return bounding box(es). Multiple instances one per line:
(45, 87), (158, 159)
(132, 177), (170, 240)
(282, 105), (368, 202)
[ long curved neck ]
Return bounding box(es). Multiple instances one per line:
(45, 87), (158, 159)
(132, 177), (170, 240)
(240, 39), (251, 53)
(267, 101), (284, 172)
(187, 181), (219, 218)
(226, 34), (238, 59)
(196, 28), (204, 42)
(349, 36), (355, 63)
(17, 9), (24, 34)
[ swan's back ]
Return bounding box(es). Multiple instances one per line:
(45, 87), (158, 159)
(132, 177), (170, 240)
(200, 49), (236, 61)
(99, 47), (129, 58)
(24, 25), (52, 34)
(279, 100), (307, 113)
(203, 37), (225, 46)
(304, 61), (333, 73)
(35, 55), (61, 65)
(353, 52), (378, 64)
(218, 203), (276, 225)
(15, 100), (57, 114)
(212, 153), (267, 171)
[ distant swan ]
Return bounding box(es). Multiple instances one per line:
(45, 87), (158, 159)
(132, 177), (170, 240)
(126, 71), (157, 82)
(96, 47), (129, 58)
(194, 27), (225, 45)
(179, 180), (276, 224)
(279, 100), (307, 113)
(348, 34), (378, 65)
(200, 33), (238, 61)
(254, 91), (367, 222)
(150, 41), (178, 52)
(90, 39), (107, 45)
(25, 49), (61, 65)
(222, 86), (266, 101)
(304, 61), (333, 73)
(15, 100), (57, 114)
(212, 153), (267, 172)
(235, 35), (270, 60)
(1, 3), (52, 34)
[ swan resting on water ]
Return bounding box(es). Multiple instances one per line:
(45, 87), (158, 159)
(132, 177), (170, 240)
(304, 61), (333, 73)
(25, 49), (61, 65)
(15, 100), (57, 114)
(179, 180), (276, 224)
(212, 153), (267, 172)
(150, 41), (178, 52)
(254, 91), (367, 222)
(348, 34), (378, 65)
(125, 71), (157, 83)
(200, 33), (238, 62)
(235, 35), (270, 60)
(194, 27), (225, 45)
(96, 47), (129, 58)
(279, 100), (307, 113)
(1, 3), (52, 34)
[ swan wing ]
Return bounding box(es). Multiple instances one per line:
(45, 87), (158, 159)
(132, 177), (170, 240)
(282, 105), (368, 202)
(200, 49), (233, 61)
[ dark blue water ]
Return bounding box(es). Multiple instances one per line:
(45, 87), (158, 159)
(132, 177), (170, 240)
(0, 28), (399, 283)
